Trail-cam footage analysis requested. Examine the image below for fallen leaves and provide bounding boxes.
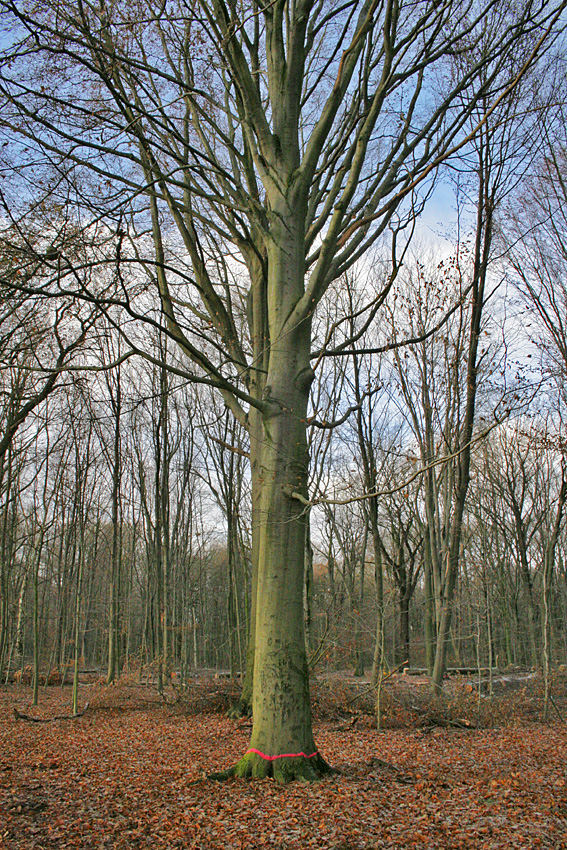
[1,684,566,848]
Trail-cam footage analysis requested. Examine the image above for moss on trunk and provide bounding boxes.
[209,750,332,784]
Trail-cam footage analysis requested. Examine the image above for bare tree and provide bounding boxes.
[0,0,561,780]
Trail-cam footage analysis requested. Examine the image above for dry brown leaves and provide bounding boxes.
[1,683,566,849]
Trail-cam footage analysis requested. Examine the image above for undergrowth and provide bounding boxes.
[19,666,566,730]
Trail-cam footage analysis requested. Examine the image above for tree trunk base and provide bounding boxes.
[209,750,333,784]
[226,697,252,719]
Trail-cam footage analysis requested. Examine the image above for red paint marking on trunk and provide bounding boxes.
[246,748,318,761]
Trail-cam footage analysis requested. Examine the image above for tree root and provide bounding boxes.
[209,750,334,784]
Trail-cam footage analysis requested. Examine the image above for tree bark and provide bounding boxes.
[220,217,329,781]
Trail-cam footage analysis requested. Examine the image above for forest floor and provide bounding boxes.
[1,674,567,849]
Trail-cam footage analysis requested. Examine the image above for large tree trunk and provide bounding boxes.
[218,220,329,782]
[243,402,321,780]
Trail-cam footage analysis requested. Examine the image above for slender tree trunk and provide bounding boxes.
[72,543,84,715]
[423,536,435,675]
[107,376,121,684]
[227,503,237,677]
[431,162,493,691]
[229,405,262,716]
[32,536,41,705]
[158,356,170,686]
[353,528,367,677]
[5,573,27,683]
[542,465,567,715]
[226,244,267,715]
[371,539,384,687]
[0,457,13,673]
[400,591,410,667]
[192,606,198,669]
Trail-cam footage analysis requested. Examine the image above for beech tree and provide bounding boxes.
[0,0,563,781]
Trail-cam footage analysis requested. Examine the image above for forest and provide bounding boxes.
[1,0,567,844]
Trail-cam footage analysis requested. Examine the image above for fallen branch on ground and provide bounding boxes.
[13,702,89,723]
